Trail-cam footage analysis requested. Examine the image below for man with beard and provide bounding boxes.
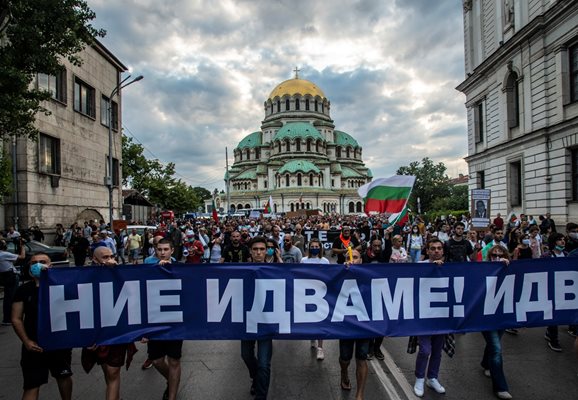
[332,226,361,264]
[219,230,250,263]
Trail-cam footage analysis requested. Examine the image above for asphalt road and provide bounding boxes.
[1,324,577,400]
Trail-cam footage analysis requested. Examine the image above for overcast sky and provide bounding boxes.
[89,0,467,192]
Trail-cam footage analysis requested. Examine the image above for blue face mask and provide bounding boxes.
[266,248,275,257]
[309,248,320,256]
[30,262,44,278]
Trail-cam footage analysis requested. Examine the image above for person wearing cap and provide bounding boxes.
[12,253,73,400]
[332,226,361,264]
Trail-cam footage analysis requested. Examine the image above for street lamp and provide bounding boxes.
[107,74,143,229]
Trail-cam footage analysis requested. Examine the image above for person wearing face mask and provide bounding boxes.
[407,226,424,263]
[280,234,302,264]
[264,239,283,263]
[512,233,533,260]
[541,233,568,352]
[12,253,74,400]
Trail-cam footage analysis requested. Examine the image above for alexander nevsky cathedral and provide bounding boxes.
[223,71,373,215]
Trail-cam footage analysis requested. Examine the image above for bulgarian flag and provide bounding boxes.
[358,175,416,218]
[264,195,273,213]
[212,198,219,222]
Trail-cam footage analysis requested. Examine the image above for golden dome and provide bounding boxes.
[268,78,326,100]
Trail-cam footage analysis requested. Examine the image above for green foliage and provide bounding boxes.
[430,185,468,211]
[121,135,203,213]
[396,157,451,213]
[192,186,212,202]
[0,0,105,139]
[0,143,12,200]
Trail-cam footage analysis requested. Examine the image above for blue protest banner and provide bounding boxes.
[37,258,578,350]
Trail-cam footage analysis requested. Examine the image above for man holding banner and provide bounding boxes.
[240,236,274,400]
[143,239,183,400]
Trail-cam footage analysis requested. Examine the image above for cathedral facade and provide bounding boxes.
[223,74,372,215]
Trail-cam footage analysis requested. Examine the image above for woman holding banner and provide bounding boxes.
[481,245,512,400]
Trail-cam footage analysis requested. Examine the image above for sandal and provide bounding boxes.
[340,376,352,391]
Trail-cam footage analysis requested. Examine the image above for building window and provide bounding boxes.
[505,72,519,129]
[316,141,320,152]
[285,139,290,151]
[307,139,311,152]
[38,134,60,175]
[315,100,318,111]
[264,180,267,189]
[106,156,120,187]
[296,140,301,151]
[305,99,310,110]
[356,202,362,213]
[73,77,96,118]
[310,173,314,186]
[297,173,302,186]
[246,149,250,160]
[477,170,485,189]
[571,44,578,102]
[295,98,300,110]
[346,147,350,158]
[336,147,341,157]
[331,179,335,187]
[349,202,355,213]
[285,99,290,111]
[277,100,281,112]
[509,160,522,207]
[37,70,66,103]
[285,174,290,187]
[239,150,242,161]
[255,148,260,159]
[474,101,485,144]
[100,95,119,130]
[572,148,578,201]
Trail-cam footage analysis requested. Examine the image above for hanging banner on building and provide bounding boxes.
[37,258,578,350]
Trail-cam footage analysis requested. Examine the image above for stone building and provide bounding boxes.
[221,73,372,214]
[2,40,128,238]
[457,0,578,224]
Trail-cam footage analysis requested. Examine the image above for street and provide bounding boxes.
[1,323,576,399]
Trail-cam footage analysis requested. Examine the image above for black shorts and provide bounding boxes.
[147,340,183,360]
[21,346,72,390]
[339,339,370,361]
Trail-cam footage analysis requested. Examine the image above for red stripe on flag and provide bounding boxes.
[363,198,407,214]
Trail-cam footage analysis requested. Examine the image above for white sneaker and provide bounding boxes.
[426,378,446,394]
[310,340,316,348]
[316,347,325,360]
[496,391,513,399]
[413,378,424,397]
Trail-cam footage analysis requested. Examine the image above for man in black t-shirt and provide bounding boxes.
[219,231,250,263]
[12,252,73,400]
[444,222,476,262]
[331,226,361,264]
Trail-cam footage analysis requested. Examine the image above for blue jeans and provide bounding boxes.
[481,331,508,392]
[410,248,422,263]
[241,339,273,400]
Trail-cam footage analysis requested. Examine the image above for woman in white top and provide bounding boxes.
[390,235,409,263]
[301,238,329,360]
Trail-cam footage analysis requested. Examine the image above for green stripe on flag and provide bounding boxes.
[365,185,412,200]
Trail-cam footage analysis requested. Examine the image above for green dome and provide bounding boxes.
[237,131,262,149]
[367,168,373,178]
[278,160,321,175]
[235,169,257,180]
[334,130,359,147]
[273,122,324,142]
[342,166,364,178]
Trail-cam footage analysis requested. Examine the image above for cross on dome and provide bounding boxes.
[293,66,300,79]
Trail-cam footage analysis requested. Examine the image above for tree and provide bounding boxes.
[0,0,105,139]
[396,157,451,213]
[430,185,468,211]
[192,186,212,202]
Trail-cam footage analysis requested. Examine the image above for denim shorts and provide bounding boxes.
[339,339,370,361]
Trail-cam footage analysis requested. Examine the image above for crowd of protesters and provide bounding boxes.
[1,210,578,400]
